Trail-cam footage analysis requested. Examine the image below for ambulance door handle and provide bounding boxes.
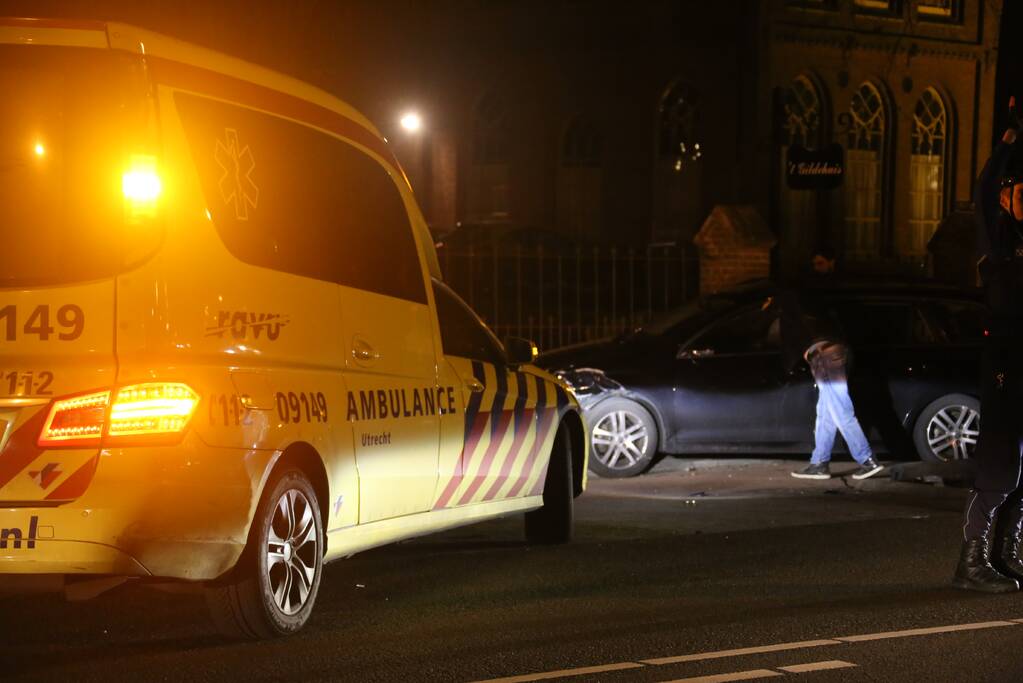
[464,378,485,393]
[352,337,380,362]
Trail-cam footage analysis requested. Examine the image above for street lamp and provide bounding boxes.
[400,111,423,133]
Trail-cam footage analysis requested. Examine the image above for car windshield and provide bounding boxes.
[628,294,739,339]
[0,45,157,287]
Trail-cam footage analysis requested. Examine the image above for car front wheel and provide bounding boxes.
[587,398,657,478]
[524,426,573,544]
[913,393,980,463]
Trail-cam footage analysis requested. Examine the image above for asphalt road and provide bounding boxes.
[4,457,1023,683]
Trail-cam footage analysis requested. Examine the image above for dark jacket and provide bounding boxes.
[774,280,846,372]
[975,140,1023,318]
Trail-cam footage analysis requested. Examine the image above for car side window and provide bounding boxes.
[174,91,426,303]
[836,302,911,346]
[432,281,505,364]
[690,306,780,355]
[918,301,986,345]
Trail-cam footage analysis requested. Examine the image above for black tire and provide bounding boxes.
[586,397,658,478]
[524,426,573,544]
[204,468,324,639]
[913,393,981,463]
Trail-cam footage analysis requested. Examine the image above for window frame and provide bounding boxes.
[432,279,507,365]
[174,91,426,304]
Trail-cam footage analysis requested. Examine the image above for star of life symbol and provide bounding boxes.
[215,128,259,221]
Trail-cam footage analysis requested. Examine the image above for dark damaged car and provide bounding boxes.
[538,281,985,477]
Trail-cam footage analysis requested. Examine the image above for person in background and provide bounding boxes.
[771,250,883,481]
[952,97,1023,594]
[809,245,837,283]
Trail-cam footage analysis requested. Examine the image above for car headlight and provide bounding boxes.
[554,368,622,396]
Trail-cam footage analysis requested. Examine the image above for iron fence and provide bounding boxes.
[439,243,699,352]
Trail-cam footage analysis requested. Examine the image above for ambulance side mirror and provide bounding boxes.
[504,336,539,366]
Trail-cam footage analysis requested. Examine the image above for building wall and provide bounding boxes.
[765,0,1001,275]
[387,1,762,247]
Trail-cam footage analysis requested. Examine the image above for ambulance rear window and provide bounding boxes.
[175,92,426,304]
[0,45,155,287]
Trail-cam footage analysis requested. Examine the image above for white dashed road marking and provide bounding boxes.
[835,620,1017,642]
[641,640,840,666]
[471,617,1023,683]
[776,660,857,673]
[469,662,644,683]
[659,669,783,683]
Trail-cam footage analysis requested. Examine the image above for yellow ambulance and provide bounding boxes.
[0,17,587,638]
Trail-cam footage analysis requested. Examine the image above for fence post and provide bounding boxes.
[468,244,475,308]
[610,246,617,335]
[492,240,499,328]
[516,244,523,337]
[663,245,670,311]
[538,244,545,349]
[575,246,582,346]
[593,246,599,336]
[557,252,563,349]
[681,245,688,304]
[646,246,653,318]
[629,247,635,328]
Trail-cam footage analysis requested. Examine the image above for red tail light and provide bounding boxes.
[37,383,200,448]
[37,390,110,448]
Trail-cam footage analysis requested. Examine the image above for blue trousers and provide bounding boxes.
[808,343,874,465]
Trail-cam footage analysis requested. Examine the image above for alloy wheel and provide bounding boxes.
[925,404,980,462]
[591,410,650,471]
[265,488,319,616]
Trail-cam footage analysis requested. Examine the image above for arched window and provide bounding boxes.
[652,81,702,241]
[468,92,510,220]
[557,116,602,236]
[783,74,822,148]
[908,88,949,256]
[844,82,887,260]
[778,74,827,275]
[658,82,701,170]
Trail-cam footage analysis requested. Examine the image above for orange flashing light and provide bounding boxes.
[108,383,199,438]
[38,383,199,448]
[122,154,163,221]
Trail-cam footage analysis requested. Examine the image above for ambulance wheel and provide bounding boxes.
[524,426,573,545]
[205,468,324,639]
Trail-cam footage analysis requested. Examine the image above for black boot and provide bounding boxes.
[952,536,1020,593]
[996,532,1023,581]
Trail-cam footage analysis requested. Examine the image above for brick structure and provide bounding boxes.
[693,206,777,294]
[761,0,1002,277]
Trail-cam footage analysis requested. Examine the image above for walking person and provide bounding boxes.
[775,253,883,481]
[952,98,1023,593]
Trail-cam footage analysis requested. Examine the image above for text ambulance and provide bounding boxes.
[0,18,587,638]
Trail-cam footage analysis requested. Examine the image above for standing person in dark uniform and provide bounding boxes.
[953,98,1023,593]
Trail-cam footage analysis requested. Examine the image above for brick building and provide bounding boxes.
[383,0,1004,280]
[760,0,1003,277]
[9,0,1007,282]
[378,2,764,249]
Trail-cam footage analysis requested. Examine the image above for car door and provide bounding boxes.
[789,297,919,454]
[330,148,439,524]
[429,281,543,508]
[674,303,791,445]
